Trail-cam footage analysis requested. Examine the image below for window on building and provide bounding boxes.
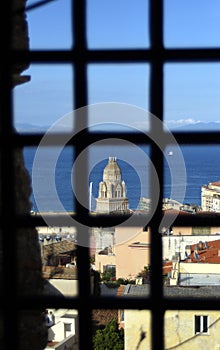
[64,323,72,332]
[120,309,124,323]
[192,227,211,235]
[103,265,116,277]
[195,315,209,334]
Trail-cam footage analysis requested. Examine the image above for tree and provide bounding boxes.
[116,278,135,285]
[101,269,115,282]
[137,265,151,283]
[93,318,124,350]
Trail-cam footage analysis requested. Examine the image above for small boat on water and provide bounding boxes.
[168,151,173,156]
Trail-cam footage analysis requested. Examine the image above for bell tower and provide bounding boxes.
[96,157,129,213]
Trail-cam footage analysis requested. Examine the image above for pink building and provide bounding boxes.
[95,226,151,280]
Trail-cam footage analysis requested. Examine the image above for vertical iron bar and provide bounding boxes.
[73,1,92,349]
[149,0,164,349]
[0,1,17,349]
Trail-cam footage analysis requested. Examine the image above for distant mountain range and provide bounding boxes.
[168,121,220,131]
[15,121,220,133]
[15,123,50,133]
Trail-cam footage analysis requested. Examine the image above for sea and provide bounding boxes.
[23,145,220,213]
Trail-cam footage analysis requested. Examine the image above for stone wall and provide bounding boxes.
[0,1,47,349]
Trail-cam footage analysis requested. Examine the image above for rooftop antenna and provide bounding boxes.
[194,250,199,261]
[184,251,189,259]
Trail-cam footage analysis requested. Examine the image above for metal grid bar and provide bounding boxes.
[149,1,164,349]
[10,48,220,63]
[3,210,220,229]
[73,2,93,349]
[0,1,18,350]
[1,1,220,350]
[8,294,220,311]
[8,130,220,148]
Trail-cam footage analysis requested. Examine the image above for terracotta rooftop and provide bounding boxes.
[46,341,59,348]
[162,210,220,226]
[210,181,220,186]
[92,309,118,328]
[188,239,220,263]
[163,261,173,275]
[163,209,193,216]
[43,239,76,256]
[116,285,126,297]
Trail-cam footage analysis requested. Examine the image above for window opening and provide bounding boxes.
[195,315,209,334]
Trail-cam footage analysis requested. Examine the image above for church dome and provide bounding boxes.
[103,157,122,182]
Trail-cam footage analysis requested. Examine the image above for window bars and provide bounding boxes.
[1,1,220,350]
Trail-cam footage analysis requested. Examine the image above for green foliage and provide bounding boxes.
[116,278,135,285]
[103,282,119,289]
[137,265,151,279]
[101,269,115,282]
[103,278,135,288]
[103,278,135,289]
[90,254,95,265]
[93,318,124,350]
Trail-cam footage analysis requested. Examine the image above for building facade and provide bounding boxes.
[120,285,220,350]
[95,226,151,280]
[201,181,220,211]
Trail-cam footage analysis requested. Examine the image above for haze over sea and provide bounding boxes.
[23,145,220,213]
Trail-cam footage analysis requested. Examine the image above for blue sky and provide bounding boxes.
[13,0,220,130]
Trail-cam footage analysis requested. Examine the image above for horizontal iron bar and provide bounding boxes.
[10,48,220,63]
[1,295,220,311]
[6,131,220,147]
[3,211,220,228]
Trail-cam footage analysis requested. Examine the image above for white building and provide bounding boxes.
[201,180,220,211]
[162,234,220,261]
[45,309,78,350]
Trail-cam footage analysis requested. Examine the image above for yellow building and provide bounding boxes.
[124,308,220,350]
[122,285,220,350]
[164,310,220,350]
